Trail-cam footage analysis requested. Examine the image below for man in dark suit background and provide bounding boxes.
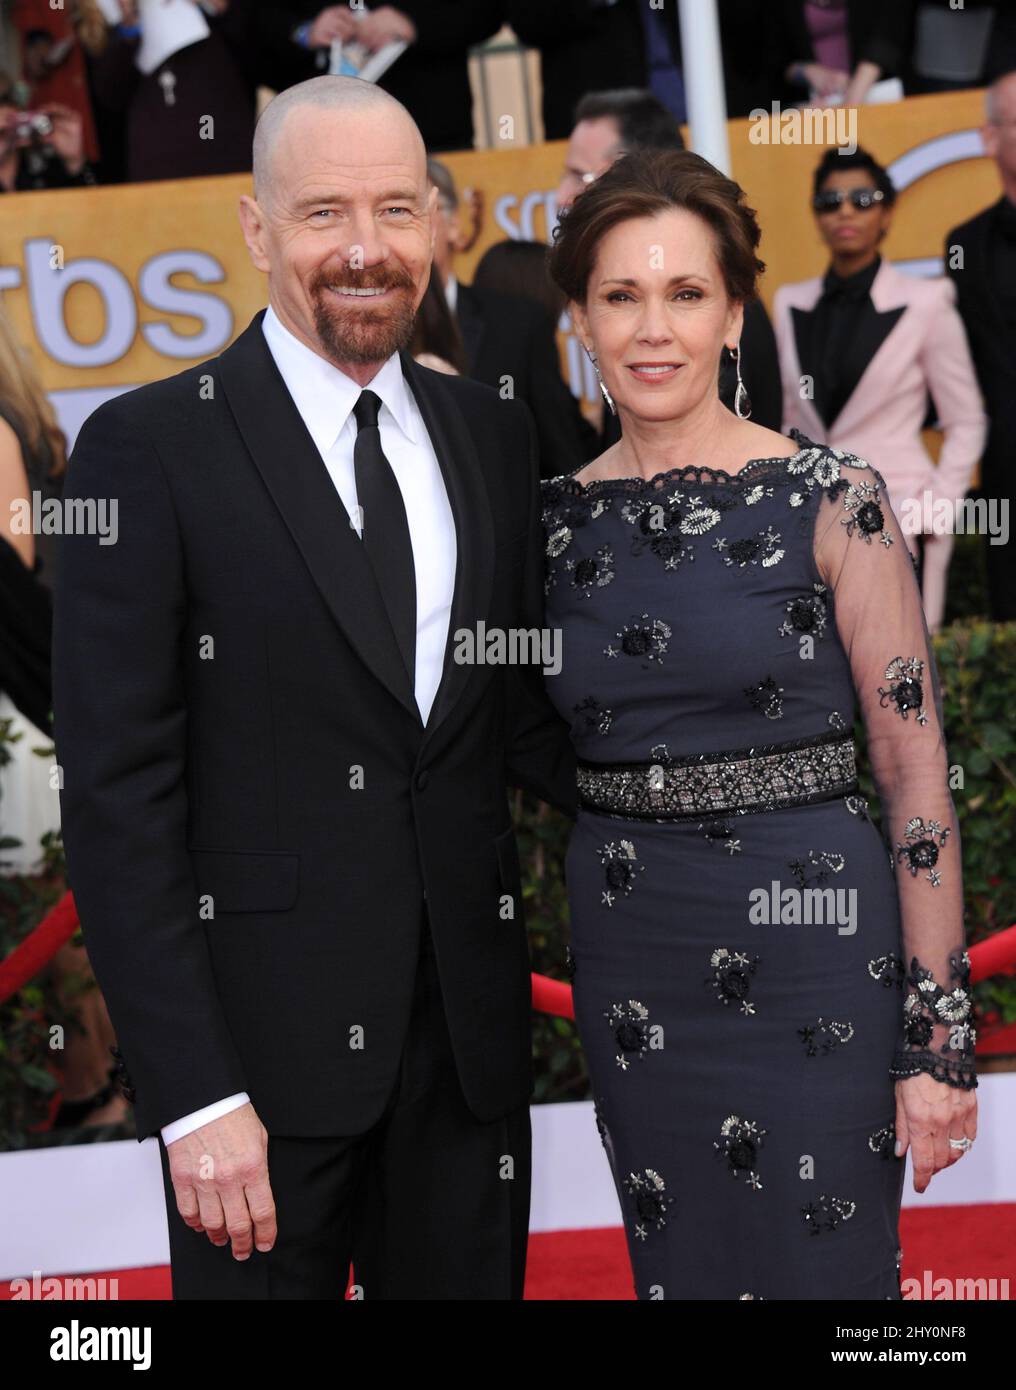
[53,76,574,1299]
[946,69,1016,621]
[427,158,597,478]
[254,2,503,151]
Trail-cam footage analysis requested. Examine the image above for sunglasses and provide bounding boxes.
[812,188,886,213]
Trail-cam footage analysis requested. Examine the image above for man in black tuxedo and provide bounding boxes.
[426,158,597,478]
[946,70,1016,622]
[53,75,575,1299]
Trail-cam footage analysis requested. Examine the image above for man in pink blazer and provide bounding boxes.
[774,147,986,632]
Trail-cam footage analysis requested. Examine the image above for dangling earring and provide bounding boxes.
[585,345,617,416]
[730,344,752,420]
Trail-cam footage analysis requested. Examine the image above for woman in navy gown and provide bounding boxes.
[540,149,977,1300]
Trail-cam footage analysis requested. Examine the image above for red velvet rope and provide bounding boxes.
[0,891,78,1004]
[2,893,1014,1048]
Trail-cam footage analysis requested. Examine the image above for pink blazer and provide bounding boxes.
[773,261,986,521]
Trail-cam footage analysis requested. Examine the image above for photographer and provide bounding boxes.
[0,75,95,192]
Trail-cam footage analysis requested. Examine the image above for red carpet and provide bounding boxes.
[4,1206,1013,1299]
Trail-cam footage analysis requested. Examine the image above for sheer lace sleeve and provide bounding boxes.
[811,449,976,1090]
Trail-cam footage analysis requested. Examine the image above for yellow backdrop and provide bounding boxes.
[0,90,998,405]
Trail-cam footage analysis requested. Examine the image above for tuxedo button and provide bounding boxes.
[415,770,430,791]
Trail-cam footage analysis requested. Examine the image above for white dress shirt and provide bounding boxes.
[444,273,459,316]
[160,304,457,1146]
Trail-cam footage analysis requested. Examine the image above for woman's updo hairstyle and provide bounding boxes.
[548,147,765,307]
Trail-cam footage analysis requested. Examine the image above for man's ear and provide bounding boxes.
[426,182,438,255]
[239,194,270,274]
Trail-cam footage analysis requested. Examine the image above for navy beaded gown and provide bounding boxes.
[540,430,975,1301]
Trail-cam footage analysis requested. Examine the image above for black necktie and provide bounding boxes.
[352,389,416,688]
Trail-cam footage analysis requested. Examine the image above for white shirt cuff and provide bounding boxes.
[160,1092,250,1145]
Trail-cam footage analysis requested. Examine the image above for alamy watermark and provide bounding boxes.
[453,622,562,676]
[9,492,118,545]
[749,102,857,155]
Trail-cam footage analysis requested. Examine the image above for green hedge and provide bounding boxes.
[0,718,79,1149]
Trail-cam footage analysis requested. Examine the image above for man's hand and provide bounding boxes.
[165,1102,277,1260]
[308,5,357,47]
[895,1075,977,1194]
[357,5,417,51]
[801,62,849,98]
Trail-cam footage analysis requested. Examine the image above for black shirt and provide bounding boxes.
[811,254,882,428]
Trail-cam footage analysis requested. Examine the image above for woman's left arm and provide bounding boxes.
[812,452,977,1192]
[918,278,988,507]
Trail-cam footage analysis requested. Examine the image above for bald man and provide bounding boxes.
[53,77,576,1300]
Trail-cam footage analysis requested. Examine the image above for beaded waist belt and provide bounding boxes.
[577,731,858,821]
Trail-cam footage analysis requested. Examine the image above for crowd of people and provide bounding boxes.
[1,2,1016,187]
[0,4,1013,1143]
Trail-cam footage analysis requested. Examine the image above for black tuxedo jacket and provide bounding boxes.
[946,202,1016,496]
[52,311,576,1142]
[456,282,597,478]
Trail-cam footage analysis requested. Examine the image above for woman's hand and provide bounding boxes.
[895,1074,977,1193]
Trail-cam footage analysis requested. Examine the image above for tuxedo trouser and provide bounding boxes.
[157,912,532,1299]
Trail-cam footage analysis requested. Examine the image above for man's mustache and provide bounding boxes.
[310,265,416,294]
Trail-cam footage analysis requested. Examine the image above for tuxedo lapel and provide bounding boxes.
[218,312,419,722]
[400,352,495,748]
[830,262,908,436]
[792,264,907,434]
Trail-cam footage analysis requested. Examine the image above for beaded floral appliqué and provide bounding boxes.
[623,1169,672,1240]
[801,1194,856,1234]
[895,816,949,886]
[566,545,615,597]
[714,525,785,569]
[605,1000,652,1069]
[707,949,759,1015]
[698,818,742,854]
[779,583,828,640]
[789,849,845,887]
[878,656,929,725]
[624,493,705,571]
[868,954,906,989]
[604,614,672,666]
[891,950,976,1089]
[598,839,644,907]
[798,1018,854,1055]
[744,675,784,720]
[868,1124,897,1159]
[573,696,612,737]
[837,478,893,547]
[714,1115,767,1189]
[786,444,852,509]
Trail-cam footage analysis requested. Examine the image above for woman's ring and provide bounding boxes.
[948,1137,972,1152]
